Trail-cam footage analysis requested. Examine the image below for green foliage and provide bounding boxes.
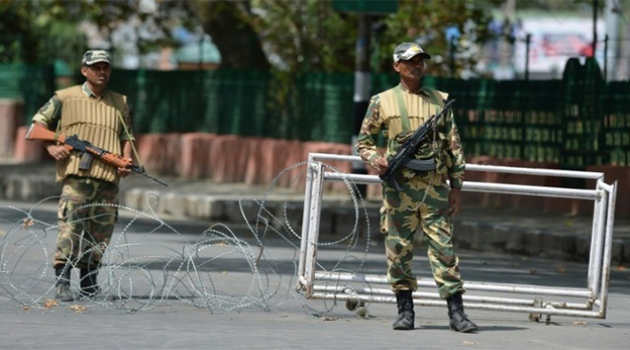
[188,0,497,135]
[378,0,494,77]
[246,0,359,128]
[206,0,495,77]
[2,0,498,76]
[516,0,597,12]
[0,0,85,64]
[184,0,270,70]
[187,1,359,134]
[0,0,196,67]
[249,0,357,73]
[48,0,197,56]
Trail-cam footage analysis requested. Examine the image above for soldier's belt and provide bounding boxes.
[402,158,436,171]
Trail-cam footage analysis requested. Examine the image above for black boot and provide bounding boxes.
[54,265,73,302]
[446,293,477,333]
[80,267,99,298]
[392,290,415,330]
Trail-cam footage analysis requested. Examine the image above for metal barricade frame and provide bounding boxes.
[297,153,617,322]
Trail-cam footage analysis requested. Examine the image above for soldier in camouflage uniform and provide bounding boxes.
[355,42,477,333]
[30,50,134,302]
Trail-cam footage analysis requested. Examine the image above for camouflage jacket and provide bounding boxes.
[355,84,465,188]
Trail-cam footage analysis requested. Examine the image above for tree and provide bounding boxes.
[0,1,86,65]
[47,0,197,67]
[184,0,357,72]
[186,0,495,77]
[183,0,270,70]
[2,0,498,77]
[379,0,494,77]
[0,0,196,68]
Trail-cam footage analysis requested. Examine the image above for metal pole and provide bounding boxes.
[312,285,591,310]
[588,178,606,291]
[304,162,325,297]
[309,291,604,318]
[199,36,203,70]
[604,0,621,81]
[297,156,315,281]
[323,172,601,200]
[450,37,456,78]
[315,271,594,298]
[525,34,531,80]
[351,13,371,198]
[604,34,608,80]
[593,0,598,57]
[598,180,618,318]
[309,153,607,179]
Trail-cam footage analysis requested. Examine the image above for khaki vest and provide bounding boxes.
[379,86,451,176]
[55,85,128,183]
[378,86,447,140]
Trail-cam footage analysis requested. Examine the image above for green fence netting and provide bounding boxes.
[0,64,54,120]
[1,58,628,168]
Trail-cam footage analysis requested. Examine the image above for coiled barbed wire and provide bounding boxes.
[0,161,380,317]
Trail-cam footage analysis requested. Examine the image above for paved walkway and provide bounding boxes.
[1,161,629,265]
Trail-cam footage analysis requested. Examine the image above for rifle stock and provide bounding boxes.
[26,123,168,186]
[25,123,72,150]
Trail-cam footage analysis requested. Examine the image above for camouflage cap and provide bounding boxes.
[82,50,111,66]
[393,42,431,63]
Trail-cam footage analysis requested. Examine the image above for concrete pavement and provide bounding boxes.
[1,204,629,350]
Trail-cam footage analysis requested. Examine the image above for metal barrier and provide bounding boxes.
[297,153,617,323]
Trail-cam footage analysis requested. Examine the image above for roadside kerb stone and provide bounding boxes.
[3,174,61,202]
[328,205,381,241]
[269,201,304,231]
[185,194,225,221]
[123,188,162,213]
[575,236,591,262]
[157,192,188,217]
[452,219,624,263]
[612,238,624,264]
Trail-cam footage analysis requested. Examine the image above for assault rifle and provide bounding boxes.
[380,99,455,191]
[25,123,168,187]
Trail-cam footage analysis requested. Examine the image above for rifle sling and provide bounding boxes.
[394,85,442,134]
[116,110,143,169]
[394,85,410,132]
[425,88,442,111]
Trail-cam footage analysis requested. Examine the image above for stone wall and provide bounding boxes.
[0,99,23,159]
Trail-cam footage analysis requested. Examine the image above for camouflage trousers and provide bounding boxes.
[381,174,464,299]
[53,176,119,270]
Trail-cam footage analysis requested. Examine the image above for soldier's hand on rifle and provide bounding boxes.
[117,158,133,177]
[374,157,389,175]
[46,144,70,161]
[117,166,132,177]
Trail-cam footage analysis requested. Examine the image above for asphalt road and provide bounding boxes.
[0,200,629,350]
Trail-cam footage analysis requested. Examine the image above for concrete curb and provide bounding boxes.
[122,188,628,264]
[1,173,62,202]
